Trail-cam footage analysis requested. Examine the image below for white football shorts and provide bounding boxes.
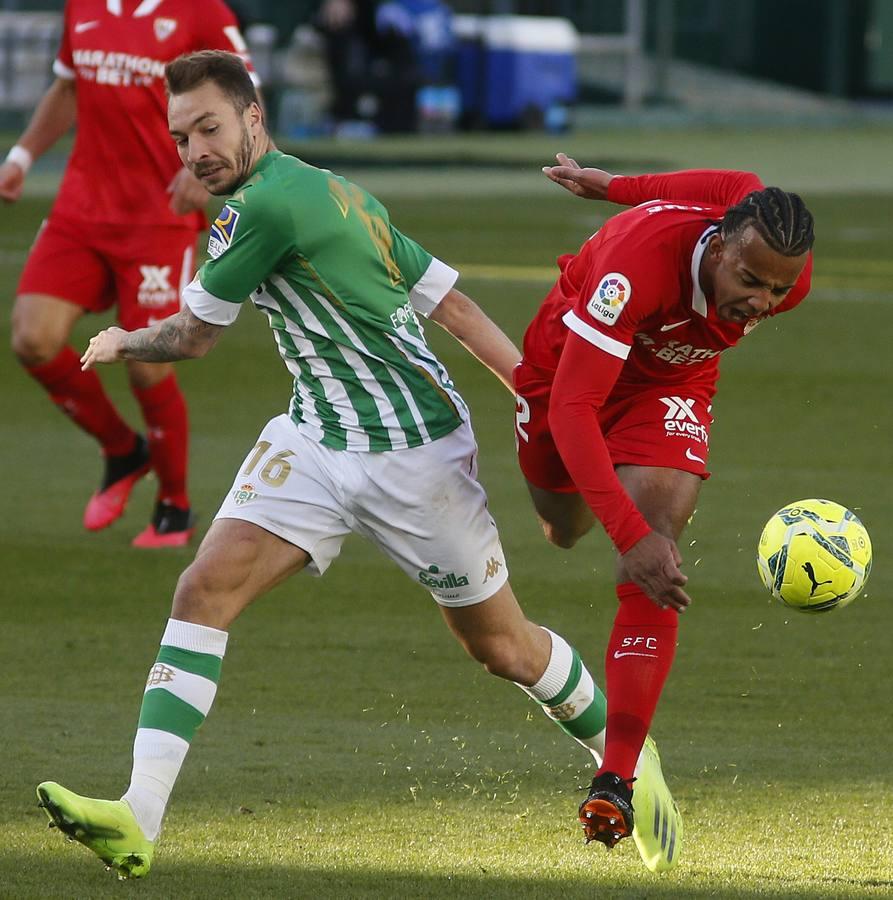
[214,414,509,607]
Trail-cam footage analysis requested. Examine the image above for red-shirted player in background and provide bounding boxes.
[516,154,815,849]
[0,0,258,547]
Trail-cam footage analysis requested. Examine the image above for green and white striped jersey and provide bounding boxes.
[184,151,468,452]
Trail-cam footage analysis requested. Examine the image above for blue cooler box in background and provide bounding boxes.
[453,14,485,125]
[454,15,578,129]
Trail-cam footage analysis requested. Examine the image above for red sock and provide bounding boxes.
[132,374,190,509]
[600,582,679,780]
[26,347,136,456]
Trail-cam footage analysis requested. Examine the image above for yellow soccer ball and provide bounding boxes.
[757,499,872,613]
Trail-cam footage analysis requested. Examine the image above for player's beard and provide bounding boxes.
[202,124,259,195]
[231,122,256,190]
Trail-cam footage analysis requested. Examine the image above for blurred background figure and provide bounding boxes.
[313,0,455,134]
[375,0,455,132]
[314,0,379,131]
[0,0,258,548]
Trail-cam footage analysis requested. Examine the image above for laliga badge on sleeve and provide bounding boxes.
[586,272,631,326]
[208,205,240,259]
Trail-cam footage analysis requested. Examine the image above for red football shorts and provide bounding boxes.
[514,360,714,493]
[18,214,198,330]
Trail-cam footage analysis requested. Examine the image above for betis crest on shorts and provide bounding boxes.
[208,206,240,259]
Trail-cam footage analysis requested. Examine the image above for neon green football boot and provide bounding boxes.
[37,782,154,879]
[631,736,683,872]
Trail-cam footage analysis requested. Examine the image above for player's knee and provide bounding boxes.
[467,634,536,682]
[10,313,62,367]
[171,560,228,625]
[541,520,582,550]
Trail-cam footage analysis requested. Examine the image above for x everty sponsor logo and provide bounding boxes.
[660,396,708,443]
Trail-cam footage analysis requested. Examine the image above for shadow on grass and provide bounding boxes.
[3,848,891,900]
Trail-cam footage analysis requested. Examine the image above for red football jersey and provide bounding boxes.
[520,170,814,552]
[523,174,813,399]
[52,0,256,228]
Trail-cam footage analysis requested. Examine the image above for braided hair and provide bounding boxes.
[721,187,815,257]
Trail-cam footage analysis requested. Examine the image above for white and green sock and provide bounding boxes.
[122,618,228,841]
[517,628,607,765]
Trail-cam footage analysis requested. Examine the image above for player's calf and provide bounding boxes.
[525,483,595,549]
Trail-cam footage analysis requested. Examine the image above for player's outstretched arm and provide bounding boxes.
[543,152,763,208]
[542,152,614,201]
[428,287,521,393]
[603,168,763,208]
[81,308,226,370]
[0,78,76,203]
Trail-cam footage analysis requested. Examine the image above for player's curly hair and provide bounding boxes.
[165,50,257,116]
[721,187,815,257]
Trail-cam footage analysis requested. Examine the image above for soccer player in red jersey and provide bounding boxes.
[515,154,815,848]
[0,0,257,546]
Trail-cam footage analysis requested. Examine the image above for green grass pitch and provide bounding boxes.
[0,128,891,897]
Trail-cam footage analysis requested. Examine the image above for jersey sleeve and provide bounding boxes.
[390,226,458,316]
[562,236,665,361]
[548,332,652,552]
[194,0,260,85]
[607,170,765,208]
[53,2,75,79]
[188,191,293,323]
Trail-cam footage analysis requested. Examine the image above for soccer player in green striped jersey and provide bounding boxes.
[37,50,679,879]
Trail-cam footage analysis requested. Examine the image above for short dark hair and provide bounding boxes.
[721,187,815,257]
[165,50,256,115]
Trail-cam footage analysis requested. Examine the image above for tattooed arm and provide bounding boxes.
[80,307,225,370]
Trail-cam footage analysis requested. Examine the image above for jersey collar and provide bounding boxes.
[107,0,165,16]
[249,150,284,179]
[690,224,718,318]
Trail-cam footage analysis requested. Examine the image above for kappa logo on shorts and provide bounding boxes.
[482,556,503,583]
[586,272,631,326]
[137,265,177,308]
[208,205,240,259]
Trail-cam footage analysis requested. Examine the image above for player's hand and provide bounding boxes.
[621,531,691,612]
[542,153,614,201]
[167,167,209,216]
[0,161,26,203]
[81,327,128,370]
